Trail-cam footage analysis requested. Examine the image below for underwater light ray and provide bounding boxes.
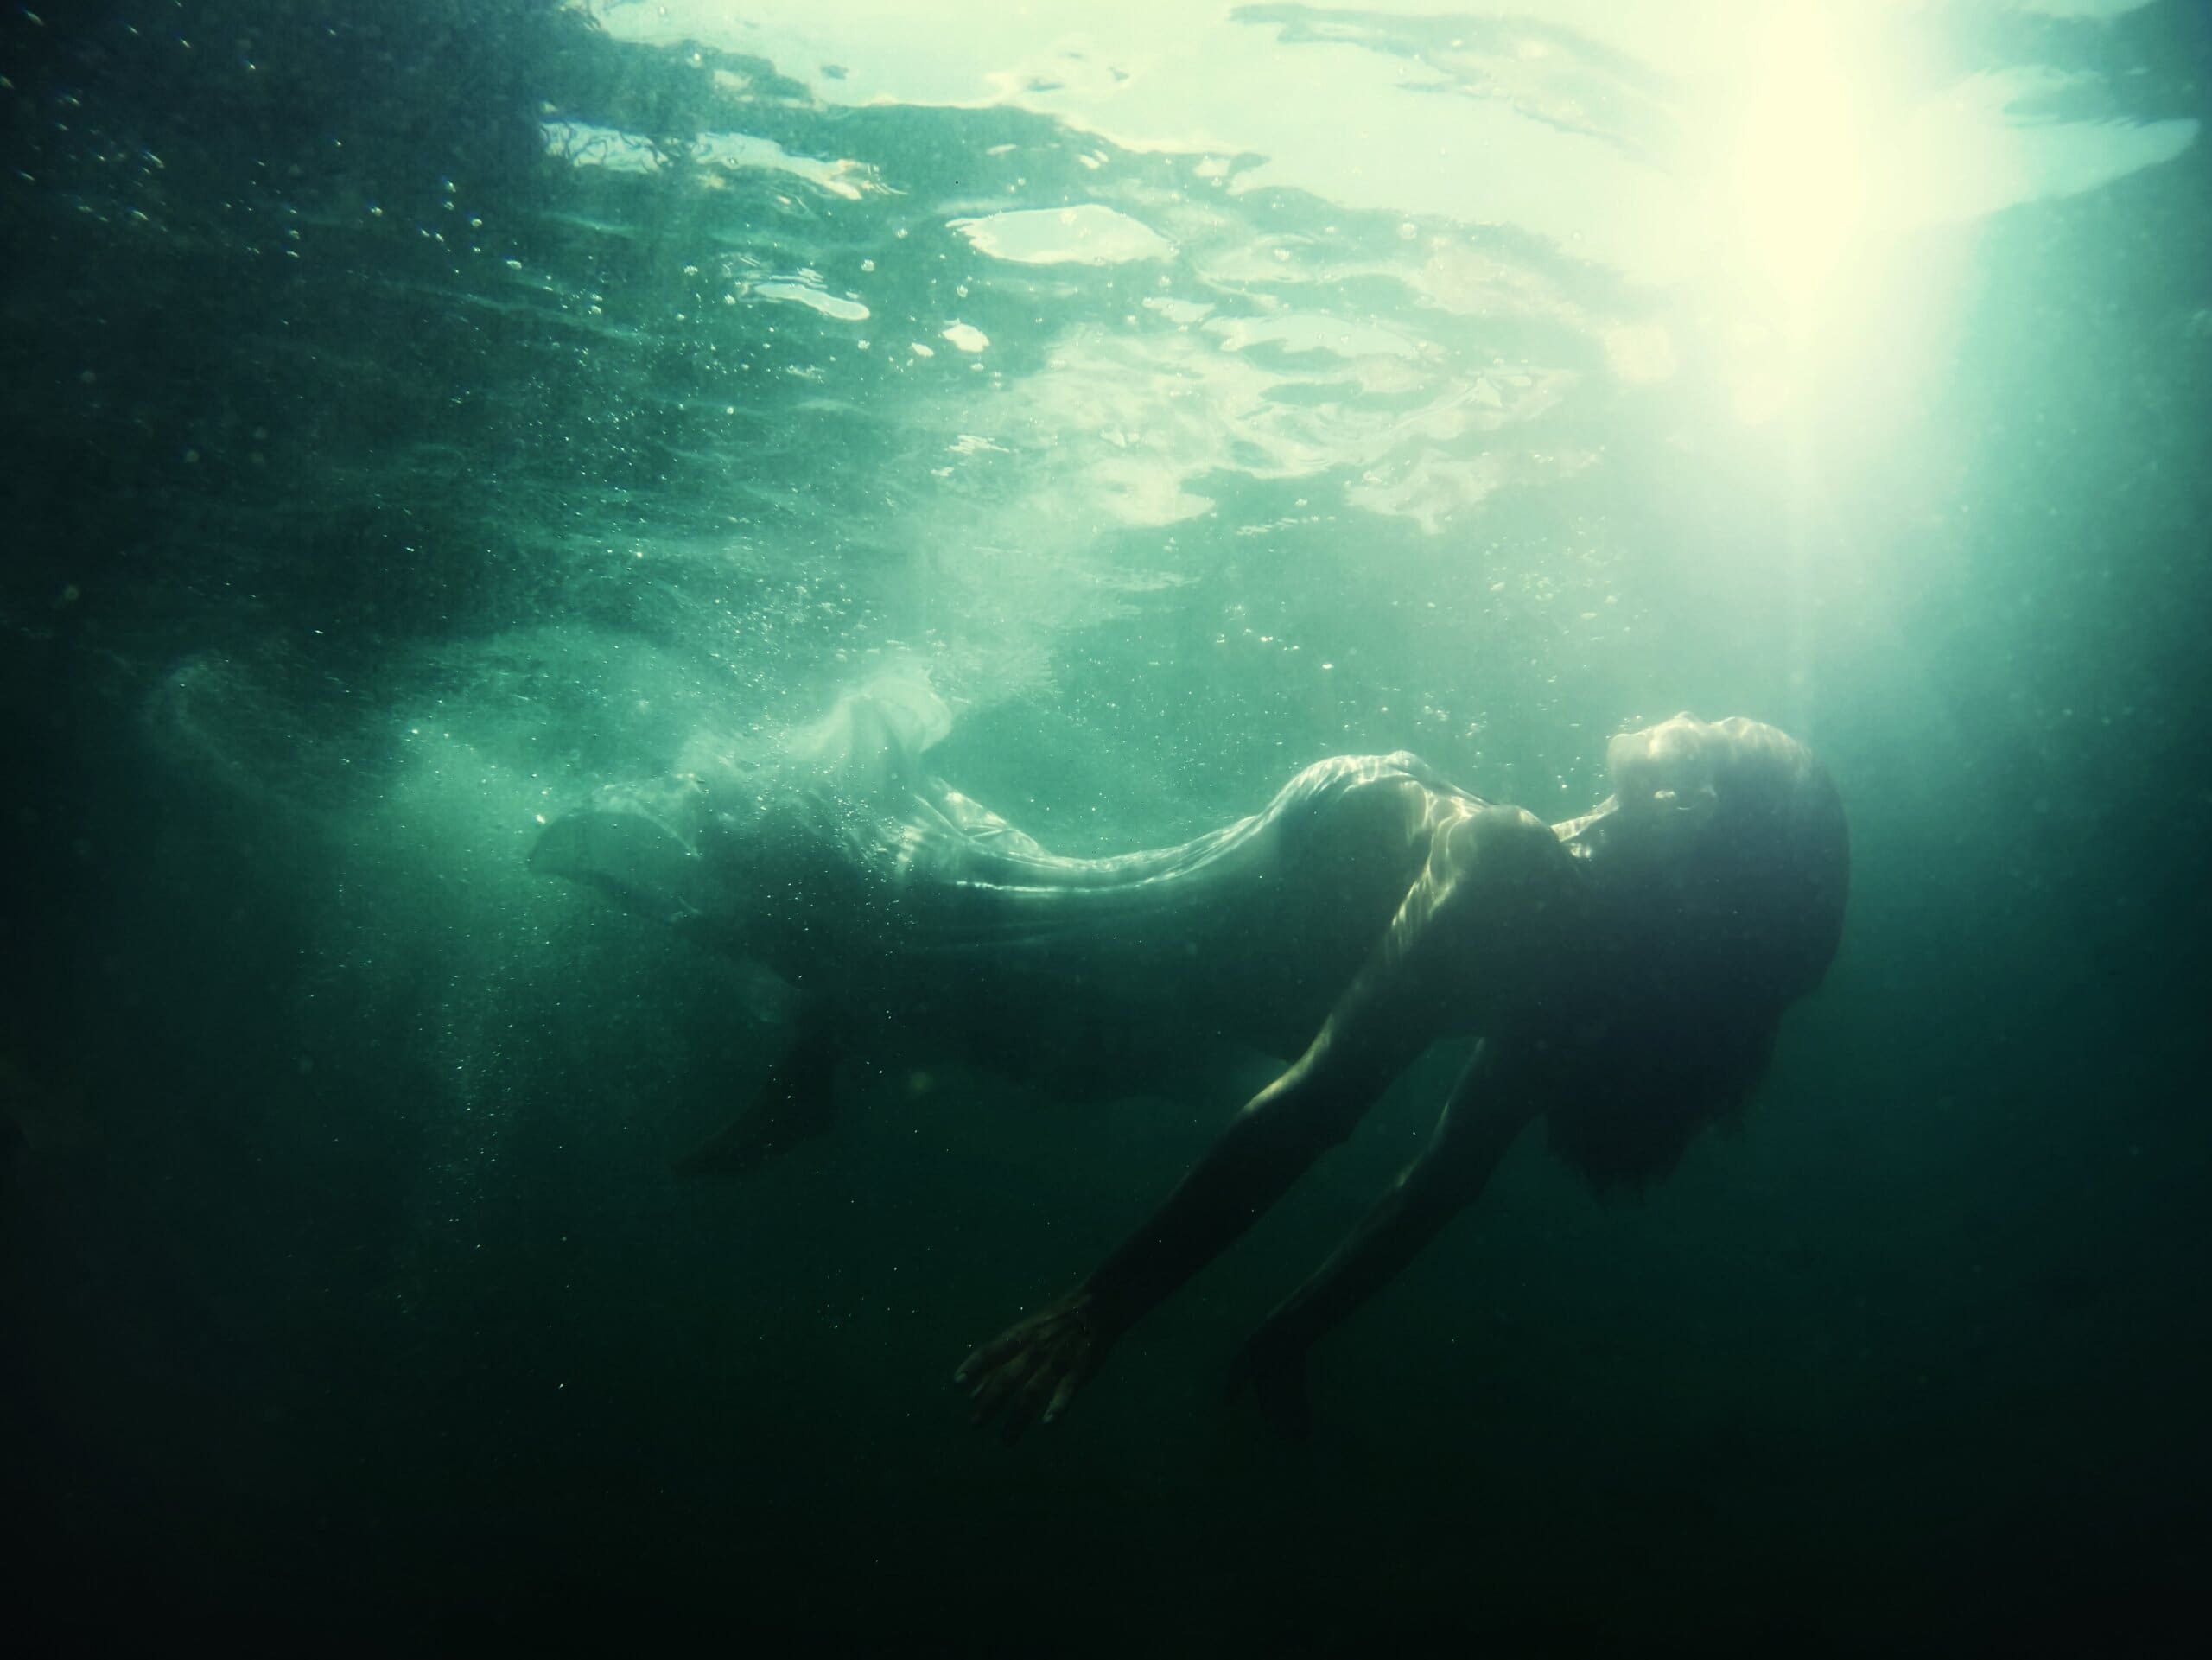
[1731,1,1879,348]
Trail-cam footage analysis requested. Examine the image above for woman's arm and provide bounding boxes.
[956,810,1523,1439]
[1234,1039,1541,1438]
[955,1025,1425,1439]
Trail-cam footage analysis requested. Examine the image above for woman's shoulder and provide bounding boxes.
[1271,749,1487,817]
[1455,798,1557,847]
[1306,747,1482,792]
[1439,799,1573,888]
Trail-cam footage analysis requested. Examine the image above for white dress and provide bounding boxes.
[533,678,1478,1078]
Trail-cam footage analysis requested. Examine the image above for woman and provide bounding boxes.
[534,683,1849,1435]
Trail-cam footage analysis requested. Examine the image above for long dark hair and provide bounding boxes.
[1543,719,1850,1186]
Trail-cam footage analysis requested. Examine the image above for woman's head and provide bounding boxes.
[1545,714,1850,1184]
[1600,714,1849,993]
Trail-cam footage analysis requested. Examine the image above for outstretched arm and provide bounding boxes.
[1235,1038,1541,1437]
[957,814,1488,1439]
[955,1029,1417,1439]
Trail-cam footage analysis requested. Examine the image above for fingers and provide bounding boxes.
[969,1335,1070,1442]
[953,1326,1025,1388]
[952,1294,1106,1440]
[957,1301,1068,1380]
[967,1343,1044,1427]
[953,1326,1090,1441]
[1043,1367,1083,1426]
[1001,1350,1063,1441]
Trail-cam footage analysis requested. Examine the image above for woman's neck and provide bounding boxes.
[1549,796,1681,902]
[1550,796,1616,862]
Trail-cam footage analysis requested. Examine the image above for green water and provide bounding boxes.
[3,2,2207,1648]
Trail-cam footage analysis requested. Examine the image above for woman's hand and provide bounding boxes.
[955,1288,1117,1441]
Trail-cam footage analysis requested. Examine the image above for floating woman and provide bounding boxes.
[532,677,1848,1437]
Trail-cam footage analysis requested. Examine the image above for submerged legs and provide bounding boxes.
[672,1005,840,1177]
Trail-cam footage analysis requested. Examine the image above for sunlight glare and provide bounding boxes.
[1732,3,1877,347]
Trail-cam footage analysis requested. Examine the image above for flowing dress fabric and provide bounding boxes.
[536,683,1481,1065]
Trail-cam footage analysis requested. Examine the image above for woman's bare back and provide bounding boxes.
[536,701,1525,1091]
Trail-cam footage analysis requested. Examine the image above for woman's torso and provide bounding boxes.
[747,752,1531,1088]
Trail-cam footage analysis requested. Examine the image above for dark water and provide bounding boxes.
[3,2,2208,1649]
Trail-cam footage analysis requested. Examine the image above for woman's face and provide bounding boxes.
[1605,716,1721,855]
